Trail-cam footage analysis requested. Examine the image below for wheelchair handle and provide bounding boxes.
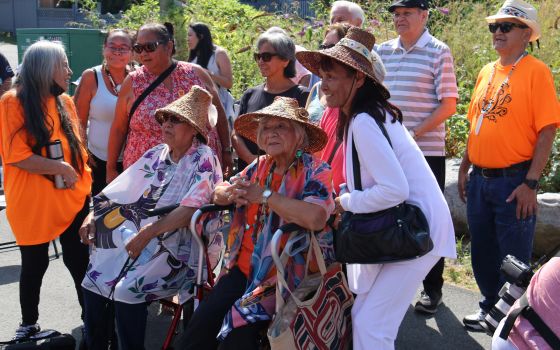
[146,204,180,217]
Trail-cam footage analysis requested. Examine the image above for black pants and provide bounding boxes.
[82,288,147,350]
[19,197,90,325]
[178,266,269,350]
[90,153,123,196]
[422,156,446,300]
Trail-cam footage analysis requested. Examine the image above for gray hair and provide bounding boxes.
[331,1,365,27]
[256,30,296,78]
[256,117,309,151]
[16,40,67,98]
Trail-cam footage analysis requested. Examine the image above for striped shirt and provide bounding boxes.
[376,30,458,156]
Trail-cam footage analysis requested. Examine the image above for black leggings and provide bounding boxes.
[178,266,269,350]
[19,198,90,325]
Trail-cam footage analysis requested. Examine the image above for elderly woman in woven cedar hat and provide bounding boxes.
[297,27,456,349]
[178,96,335,349]
[78,85,223,349]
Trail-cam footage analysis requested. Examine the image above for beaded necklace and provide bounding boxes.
[250,155,300,244]
[474,51,528,135]
[103,63,128,95]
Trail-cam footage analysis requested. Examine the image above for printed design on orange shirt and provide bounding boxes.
[479,84,512,123]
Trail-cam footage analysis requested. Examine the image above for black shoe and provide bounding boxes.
[463,309,488,331]
[13,323,41,341]
[414,291,442,314]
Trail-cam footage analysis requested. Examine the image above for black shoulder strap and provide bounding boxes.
[128,60,178,122]
[327,139,342,165]
[500,293,560,348]
[350,116,393,192]
[93,67,98,87]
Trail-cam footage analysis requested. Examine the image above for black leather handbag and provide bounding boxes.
[334,118,433,264]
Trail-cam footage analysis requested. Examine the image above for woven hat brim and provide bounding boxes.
[485,15,540,42]
[154,109,208,143]
[234,112,328,154]
[296,49,390,100]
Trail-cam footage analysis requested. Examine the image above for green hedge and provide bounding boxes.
[113,0,560,192]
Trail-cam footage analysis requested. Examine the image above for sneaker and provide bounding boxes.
[13,323,41,341]
[463,309,487,331]
[414,291,442,314]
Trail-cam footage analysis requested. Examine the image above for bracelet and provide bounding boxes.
[223,146,234,153]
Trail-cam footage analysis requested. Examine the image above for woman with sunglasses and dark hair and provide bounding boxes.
[232,28,309,170]
[187,22,235,122]
[74,28,134,196]
[106,22,233,184]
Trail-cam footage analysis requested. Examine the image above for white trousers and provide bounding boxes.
[352,254,440,350]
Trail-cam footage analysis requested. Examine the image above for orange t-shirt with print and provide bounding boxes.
[466,55,560,168]
[0,91,92,245]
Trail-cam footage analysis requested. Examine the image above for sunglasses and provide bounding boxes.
[253,52,281,62]
[319,43,335,50]
[158,114,186,125]
[132,41,164,54]
[105,46,131,54]
[488,22,528,34]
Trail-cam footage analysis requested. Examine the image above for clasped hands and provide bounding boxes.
[225,176,265,207]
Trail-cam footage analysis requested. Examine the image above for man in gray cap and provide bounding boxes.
[376,0,458,315]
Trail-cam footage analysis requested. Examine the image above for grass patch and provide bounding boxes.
[444,235,479,291]
[0,32,16,45]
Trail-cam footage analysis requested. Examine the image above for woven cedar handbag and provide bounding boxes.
[334,118,433,264]
[268,233,353,350]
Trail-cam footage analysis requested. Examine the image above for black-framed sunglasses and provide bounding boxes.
[253,52,280,62]
[132,41,164,54]
[158,114,186,125]
[319,43,335,50]
[488,22,528,34]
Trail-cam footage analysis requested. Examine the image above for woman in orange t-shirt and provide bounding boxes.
[0,41,92,341]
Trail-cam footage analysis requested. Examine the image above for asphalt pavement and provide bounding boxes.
[0,209,491,349]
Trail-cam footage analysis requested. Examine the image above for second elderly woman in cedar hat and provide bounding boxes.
[178,96,336,349]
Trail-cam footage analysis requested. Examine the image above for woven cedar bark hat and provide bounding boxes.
[234,96,328,153]
[154,85,217,143]
[296,26,390,99]
[486,0,540,42]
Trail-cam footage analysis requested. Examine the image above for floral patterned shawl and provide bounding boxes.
[218,152,335,339]
[81,142,223,304]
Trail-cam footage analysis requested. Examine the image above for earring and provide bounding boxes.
[295,149,303,158]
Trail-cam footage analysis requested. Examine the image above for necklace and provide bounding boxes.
[250,156,300,244]
[103,64,127,95]
[474,51,527,135]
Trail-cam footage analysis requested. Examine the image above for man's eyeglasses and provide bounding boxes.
[105,46,131,54]
[488,22,528,34]
[158,114,186,125]
[132,41,164,54]
[253,52,280,62]
[319,44,335,50]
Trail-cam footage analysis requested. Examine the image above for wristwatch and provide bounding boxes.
[262,188,273,205]
[523,178,539,190]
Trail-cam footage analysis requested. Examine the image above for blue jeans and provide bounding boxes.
[466,170,535,311]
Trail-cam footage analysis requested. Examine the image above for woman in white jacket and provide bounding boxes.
[297,27,457,349]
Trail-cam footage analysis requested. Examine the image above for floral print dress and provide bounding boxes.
[217,153,335,339]
[82,142,223,304]
[123,62,221,169]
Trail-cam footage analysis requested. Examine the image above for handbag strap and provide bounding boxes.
[275,234,326,310]
[127,60,178,123]
[107,256,138,301]
[351,116,393,192]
